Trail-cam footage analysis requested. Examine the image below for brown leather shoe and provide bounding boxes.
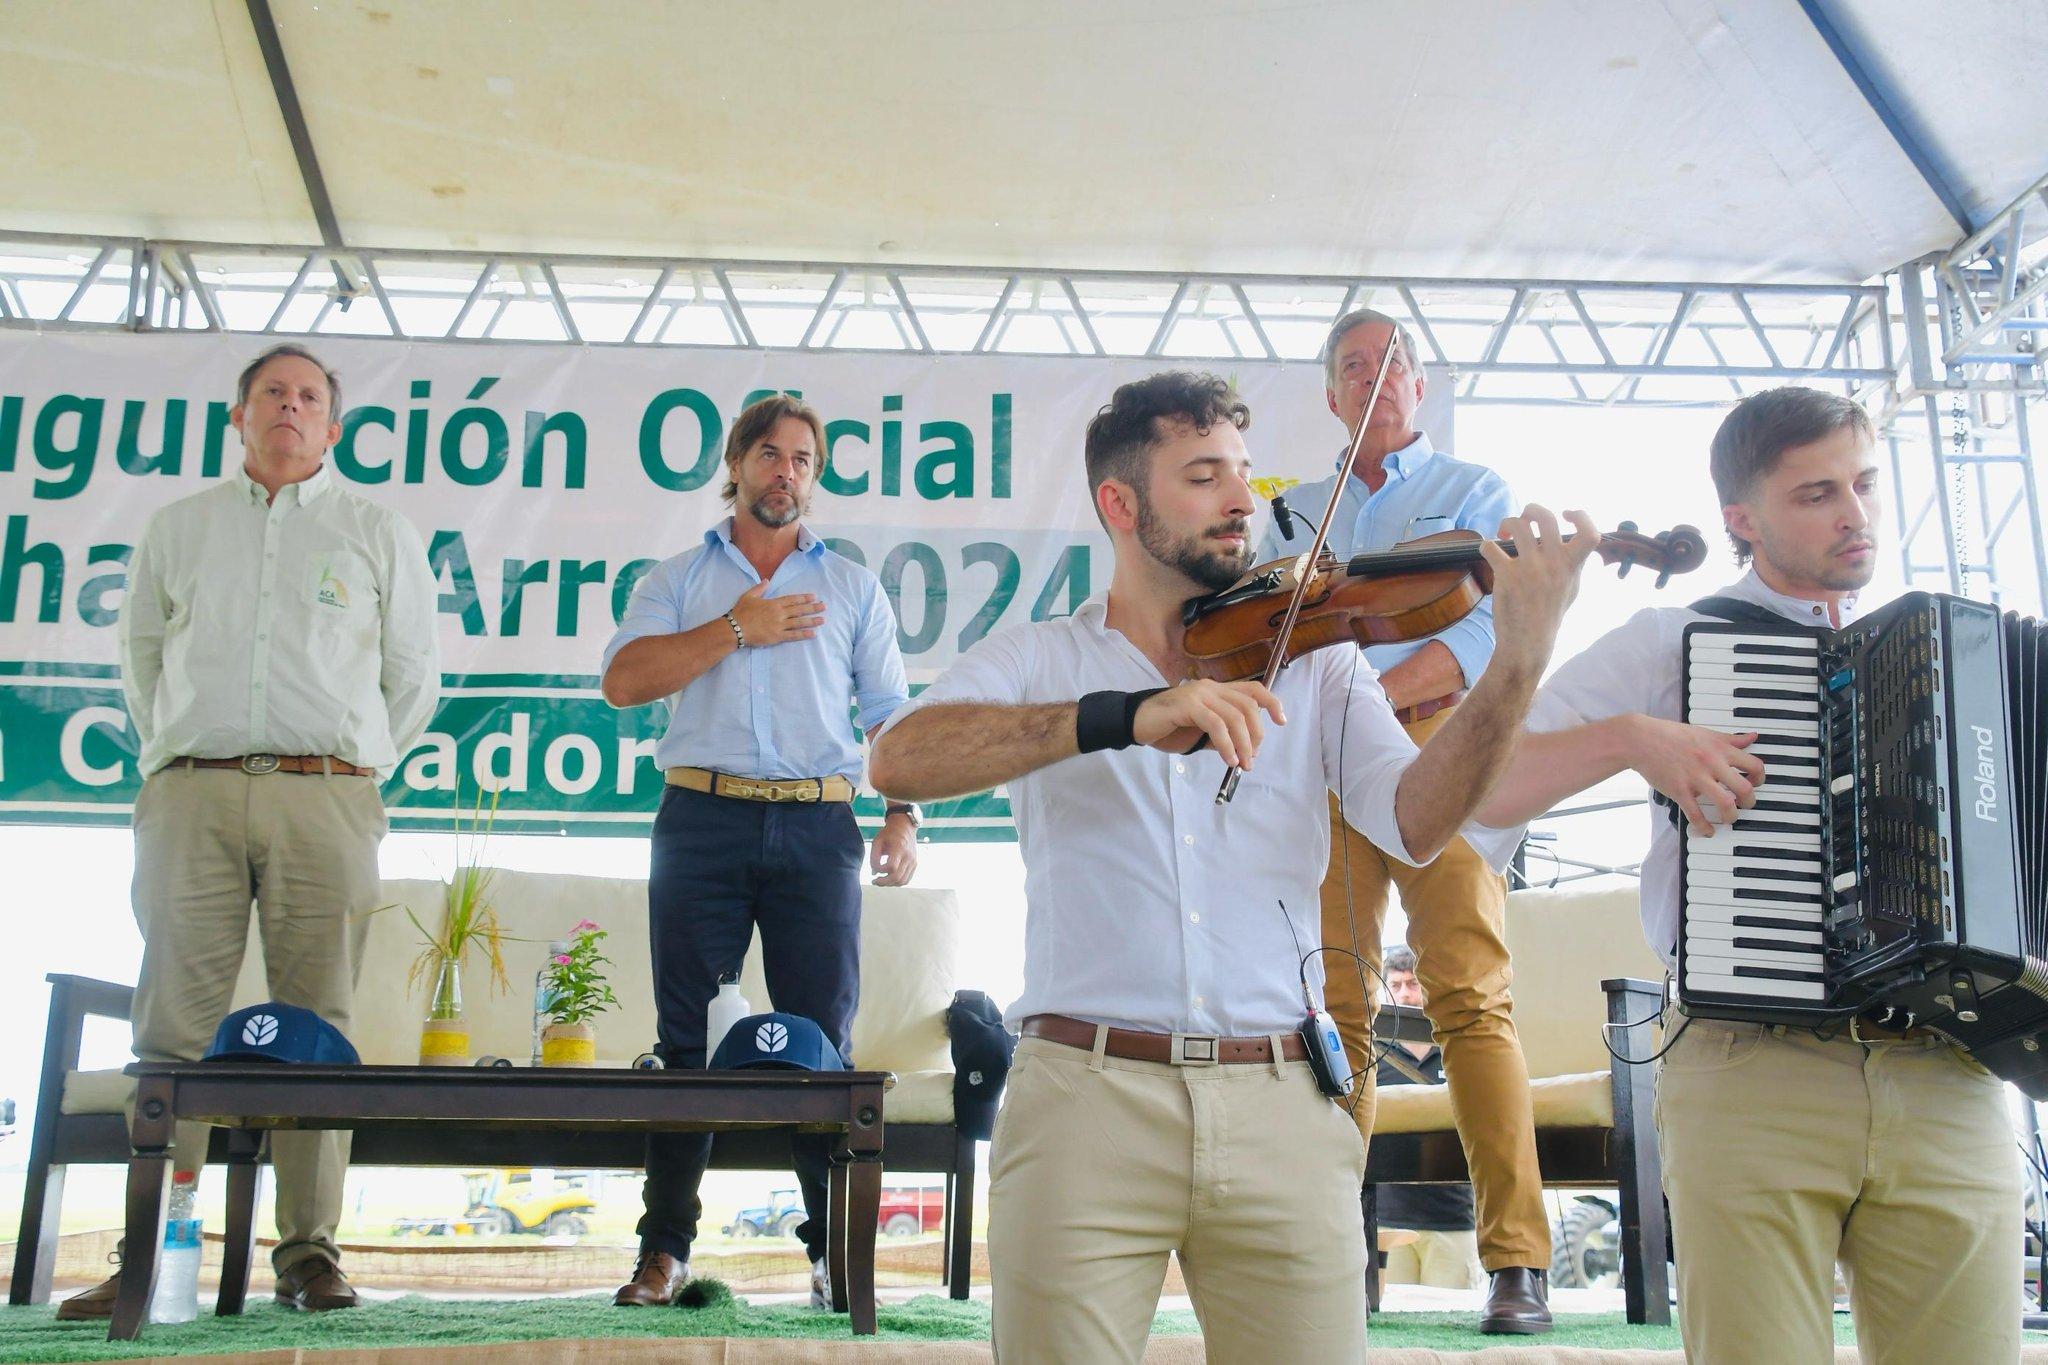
[613,1252,690,1307]
[54,1270,122,1321]
[274,1258,358,1312]
[1480,1266,1553,1334]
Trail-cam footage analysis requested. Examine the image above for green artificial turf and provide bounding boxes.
[0,1291,1908,1362]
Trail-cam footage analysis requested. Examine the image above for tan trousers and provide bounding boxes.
[1381,1228,1486,1290]
[1656,1013,2022,1364]
[129,765,385,1273]
[1320,706,1549,1271]
[987,1035,1369,1364]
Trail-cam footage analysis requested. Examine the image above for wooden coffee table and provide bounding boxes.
[111,1062,892,1340]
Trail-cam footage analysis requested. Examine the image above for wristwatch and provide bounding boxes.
[885,802,921,827]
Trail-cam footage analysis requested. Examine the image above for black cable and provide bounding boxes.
[1336,648,1376,1117]
[1599,979,1693,1065]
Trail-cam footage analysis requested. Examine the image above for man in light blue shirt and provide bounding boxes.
[1257,309,1552,1332]
[599,394,916,1310]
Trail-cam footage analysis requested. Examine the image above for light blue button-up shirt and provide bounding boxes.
[601,519,908,782]
[1255,433,1514,686]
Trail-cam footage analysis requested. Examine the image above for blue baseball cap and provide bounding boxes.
[205,1003,360,1066]
[710,1012,845,1072]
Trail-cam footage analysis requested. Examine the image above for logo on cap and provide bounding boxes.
[756,1021,789,1053]
[242,1014,280,1047]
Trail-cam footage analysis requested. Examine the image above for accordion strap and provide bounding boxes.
[1687,594,1792,627]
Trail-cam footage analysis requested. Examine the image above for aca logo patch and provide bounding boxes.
[315,563,349,610]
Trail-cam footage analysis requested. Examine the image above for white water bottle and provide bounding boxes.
[532,939,570,1066]
[705,973,752,1066]
[151,1171,201,1324]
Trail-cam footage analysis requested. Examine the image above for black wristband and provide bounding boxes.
[1076,688,1166,754]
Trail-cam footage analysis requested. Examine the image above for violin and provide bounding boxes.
[1204,333,1705,804]
[1182,521,1709,684]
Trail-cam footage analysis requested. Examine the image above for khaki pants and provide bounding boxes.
[1656,1013,2022,1364]
[987,1035,1369,1364]
[129,765,385,1273]
[1381,1228,1485,1290]
[1321,706,1549,1271]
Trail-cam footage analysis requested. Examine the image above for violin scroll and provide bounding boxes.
[1593,522,1706,590]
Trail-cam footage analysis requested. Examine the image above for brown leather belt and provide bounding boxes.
[178,755,373,777]
[1394,689,1466,726]
[665,766,854,803]
[1022,1014,1308,1065]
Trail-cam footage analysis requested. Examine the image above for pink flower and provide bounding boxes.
[573,919,599,932]
[553,953,571,965]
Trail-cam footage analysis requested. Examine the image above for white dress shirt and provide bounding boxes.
[883,595,1510,1037]
[1517,569,1861,968]
[119,463,440,779]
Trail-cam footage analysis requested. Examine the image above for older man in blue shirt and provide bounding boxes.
[601,394,916,1310]
[1257,309,1551,1333]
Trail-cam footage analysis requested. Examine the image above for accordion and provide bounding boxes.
[1676,591,2048,1097]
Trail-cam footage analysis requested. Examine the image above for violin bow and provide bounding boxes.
[1215,331,1402,805]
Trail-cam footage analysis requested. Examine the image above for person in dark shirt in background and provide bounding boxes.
[1374,946,1485,1291]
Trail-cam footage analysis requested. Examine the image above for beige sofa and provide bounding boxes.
[11,872,990,1305]
[1366,883,1672,1324]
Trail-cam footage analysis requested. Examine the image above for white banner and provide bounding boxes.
[0,331,1450,836]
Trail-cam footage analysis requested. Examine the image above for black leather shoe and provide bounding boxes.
[1481,1266,1553,1334]
[274,1258,358,1312]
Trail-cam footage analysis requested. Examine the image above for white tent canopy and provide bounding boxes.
[3,0,2042,284]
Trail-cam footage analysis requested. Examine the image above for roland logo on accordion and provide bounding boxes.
[1970,723,2000,825]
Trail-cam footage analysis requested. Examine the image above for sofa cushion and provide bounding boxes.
[1500,884,1664,1079]
[1371,1070,1614,1134]
[216,872,959,1075]
[60,1067,132,1116]
[883,1070,957,1127]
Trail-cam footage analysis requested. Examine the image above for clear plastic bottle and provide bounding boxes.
[532,939,570,1066]
[150,1170,201,1324]
[705,973,752,1065]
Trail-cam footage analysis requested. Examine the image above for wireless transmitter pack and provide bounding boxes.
[1300,998,1351,1099]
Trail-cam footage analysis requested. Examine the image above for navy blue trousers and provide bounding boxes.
[636,784,863,1266]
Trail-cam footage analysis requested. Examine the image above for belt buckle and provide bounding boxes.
[1170,1033,1220,1066]
[241,753,281,775]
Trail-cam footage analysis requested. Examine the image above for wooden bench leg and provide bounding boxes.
[847,1154,882,1335]
[9,1160,65,1305]
[940,1165,956,1292]
[109,1077,175,1342]
[1607,978,1672,1326]
[1362,1183,1382,1314]
[947,1132,975,1300]
[215,1131,263,1316]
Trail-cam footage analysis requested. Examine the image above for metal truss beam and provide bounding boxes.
[243,0,356,299]
[1880,169,2048,613]
[0,231,1894,408]
[1796,0,1977,235]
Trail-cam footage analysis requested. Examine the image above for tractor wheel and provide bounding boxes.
[1549,1199,1621,1289]
[883,1213,921,1238]
[543,1210,588,1239]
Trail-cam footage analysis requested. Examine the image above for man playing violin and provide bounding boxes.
[1255,308,1556,1332]
[869,370,1594,1362]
